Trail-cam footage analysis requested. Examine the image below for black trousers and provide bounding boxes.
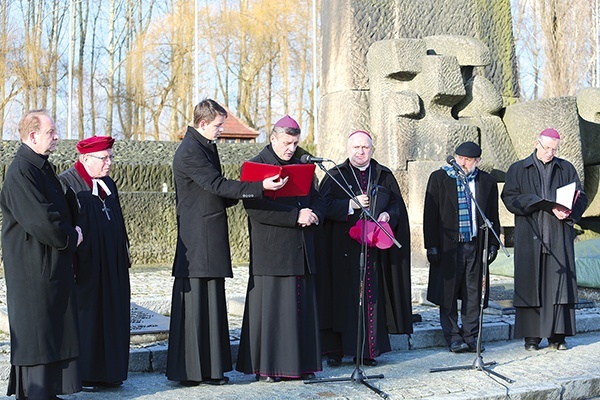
[439,241,481,345]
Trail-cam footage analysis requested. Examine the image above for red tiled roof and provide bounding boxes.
[220,106,259,139]
[176,106,260,141]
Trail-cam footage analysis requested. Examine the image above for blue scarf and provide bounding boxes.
[443,166,478,242]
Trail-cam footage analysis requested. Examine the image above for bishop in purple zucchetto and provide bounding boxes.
[540,128,561,140]
[274,115,300,129]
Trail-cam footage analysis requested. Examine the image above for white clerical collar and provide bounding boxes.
[92,179,112,197]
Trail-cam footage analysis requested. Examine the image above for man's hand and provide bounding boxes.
[488,245,498,264]
[350,194,369,210]
[297,208,319,227]
[377,212,390,223]
[75,226,83,246]
[262,174,289,191]
[426,247,440,264]
[552,206,571,220]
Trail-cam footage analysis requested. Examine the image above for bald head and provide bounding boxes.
[347,131,374,168]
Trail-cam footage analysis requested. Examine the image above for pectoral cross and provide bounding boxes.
[101,201,111,221]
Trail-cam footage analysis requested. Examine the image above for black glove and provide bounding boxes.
[488,245,498,264]
[426,247,440,264]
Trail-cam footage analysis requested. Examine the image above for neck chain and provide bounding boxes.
[350,164,371,195]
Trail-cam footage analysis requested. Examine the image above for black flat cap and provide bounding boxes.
[455,141,481,158]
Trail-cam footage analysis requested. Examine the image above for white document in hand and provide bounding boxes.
[555,182,577,210]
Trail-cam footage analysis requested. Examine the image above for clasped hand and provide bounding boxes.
[297,208,319,227]
[552,206,571,220]
[350,194,369,210]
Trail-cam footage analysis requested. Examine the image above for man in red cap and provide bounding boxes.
[59,134,131,389]
[316,130,413,367]
[502,128,588,351]
[1,109,83,399]
[424,141,500,353]
[167,99,287,386]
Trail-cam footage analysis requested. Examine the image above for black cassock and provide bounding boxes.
[59,166,131,384]
[316,159,413,359]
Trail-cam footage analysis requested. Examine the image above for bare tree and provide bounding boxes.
[105,0,116,136]
[0,0,319,142]
[0,0,22,135]
[76,0,89,139]
[513,0,595,99]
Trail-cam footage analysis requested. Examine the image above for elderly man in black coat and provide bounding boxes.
[166,99,286,386]
[423,141,500,353]
[236,115,326,382]
[316,130,413,367]
[0,109,83,399]
[59,135,131,389]
[502,128,588,351]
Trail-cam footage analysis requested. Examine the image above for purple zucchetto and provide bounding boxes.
[274,115,300,129]
[540,128,561,140]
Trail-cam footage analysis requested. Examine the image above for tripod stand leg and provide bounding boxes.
[481,367,515,384]
[359,378,390,399]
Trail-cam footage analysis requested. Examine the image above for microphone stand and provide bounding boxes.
[429,168,513,384]
[304,161,400,399]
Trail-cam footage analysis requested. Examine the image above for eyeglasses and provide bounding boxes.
[87,154,114,163]
[537,140,559,154]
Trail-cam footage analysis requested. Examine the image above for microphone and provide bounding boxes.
[446,155,465,176]
[300,154,331,164]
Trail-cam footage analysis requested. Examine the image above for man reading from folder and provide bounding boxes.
[236,115,325,382]
[502,128,588,351]
[167,99,287,386]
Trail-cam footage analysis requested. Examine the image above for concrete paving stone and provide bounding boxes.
[1,266,600,399]
[129,348,152,373]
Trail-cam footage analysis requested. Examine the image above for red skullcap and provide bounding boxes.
[274,115,300,129]
[540,128,561,140]
[76,136,115,154]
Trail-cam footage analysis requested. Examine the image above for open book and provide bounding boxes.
[240,161,316,198]
[535,182,580,212]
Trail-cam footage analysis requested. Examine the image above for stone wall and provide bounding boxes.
[319,0,600,268]
[0,141,265,266]
[319,0,518,164]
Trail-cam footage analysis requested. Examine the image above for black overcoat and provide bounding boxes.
[172,126,263,278]
[501,153,588,307]
[243,146,326,276]
[317,159,413,335]
[423,168,500,307]
[0,144,80,366]
[59,167,131,382]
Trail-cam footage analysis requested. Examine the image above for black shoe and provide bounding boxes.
[327,354,342,367]
[466,341,485,353]
[301,373,316,380]
[97,381,123,388]
[353,357,378,366]
[256,375,281,383]
[81,382,97,391]
[449,340,469,353]
[201,377,229,385]
[524,337,540,351]
[548,341,568,350]
[180,380,201,387]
